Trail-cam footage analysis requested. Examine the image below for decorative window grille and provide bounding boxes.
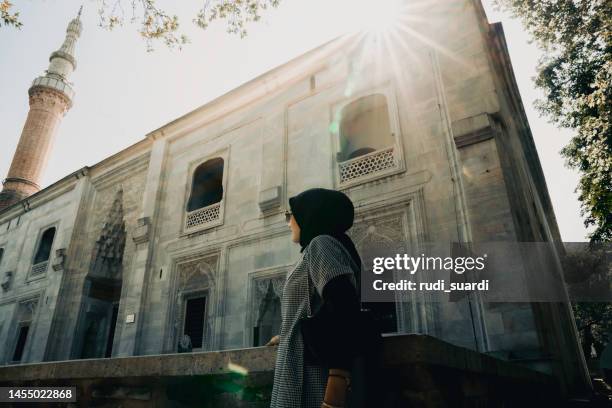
[30,261,49,276]
[338,146,397,184]
[185,201,221,231]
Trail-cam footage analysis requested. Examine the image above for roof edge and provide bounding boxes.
[146,32,359,141]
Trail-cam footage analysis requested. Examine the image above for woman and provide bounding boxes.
[268,188,363,408]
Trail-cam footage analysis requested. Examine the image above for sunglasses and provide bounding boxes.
[284,211,292,223]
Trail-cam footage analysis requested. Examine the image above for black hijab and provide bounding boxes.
[288,188,362,282]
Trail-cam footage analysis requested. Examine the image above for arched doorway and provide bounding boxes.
[75,189,126,359]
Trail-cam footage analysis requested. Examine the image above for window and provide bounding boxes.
[249,273,285,347]
[0,247,4,267]
[30,227,55,276]
[12,324,29,362]
[187,158,224,212]
[10,299,38,363]
[253,280,282,346]
[184,155,227,234]
[183,296,206,349]
[333,90,405,188]
[339,94,393,161]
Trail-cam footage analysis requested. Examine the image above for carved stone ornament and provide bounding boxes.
[90,189,126,279]
[1,271,13,292]
[132,217,150,245]
[258,186,282,213]
[52,248,66,271]
[350,213,405,249]
[178,256,217,290]
[19,298,39,321]
[253,276,285,323]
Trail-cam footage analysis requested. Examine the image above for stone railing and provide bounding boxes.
[185,201,222,233]
[338,146,397,185]
[0,334,560,407]
[29,261,49,277]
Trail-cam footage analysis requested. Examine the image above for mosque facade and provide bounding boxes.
[0,0,588,395]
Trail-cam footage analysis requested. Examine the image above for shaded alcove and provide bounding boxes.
[187,158,224,212]
[253,280,282,347]
[33,227,56,264]
[74,189,126,359]
[338,94,393,161]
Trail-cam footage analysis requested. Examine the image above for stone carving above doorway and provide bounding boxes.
[90,189,126,280]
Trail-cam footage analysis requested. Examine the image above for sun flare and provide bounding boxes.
[351,0,404,34]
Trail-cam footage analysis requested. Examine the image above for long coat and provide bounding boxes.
[270,234,358,408]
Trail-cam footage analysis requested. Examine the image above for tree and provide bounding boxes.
[494,0,612,243]
[562,244,612,359]
[1,0,282,50]
[1,0,21,28]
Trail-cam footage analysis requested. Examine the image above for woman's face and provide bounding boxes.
[288,214,300,243]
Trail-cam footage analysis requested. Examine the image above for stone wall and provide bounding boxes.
[0,334,560,407]
[43,151,151,362]
[0,172,86,365]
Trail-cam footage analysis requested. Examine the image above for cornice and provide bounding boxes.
[90,151,151,190]
[0,167,89,223]
[145,33,358,143]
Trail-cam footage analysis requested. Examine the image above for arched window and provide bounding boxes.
[187,158,224,212]
[339,94,393,161]
[34,227,55,264]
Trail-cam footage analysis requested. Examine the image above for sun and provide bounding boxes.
[350,0,404,34]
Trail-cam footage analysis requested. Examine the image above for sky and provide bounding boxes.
[0,0,591,241]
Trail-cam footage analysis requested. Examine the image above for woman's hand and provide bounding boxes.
[265,335,280,346]
[322,369,350,408]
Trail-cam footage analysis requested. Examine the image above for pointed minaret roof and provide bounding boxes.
[49,6,83,72]
[30,7,84,104]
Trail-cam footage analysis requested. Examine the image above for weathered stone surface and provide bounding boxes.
[0,335,559,407]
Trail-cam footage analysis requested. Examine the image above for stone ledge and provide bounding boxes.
[0,335,561,407]
[0,346,276,382]
[1,334,554,387]
[451,113,499,148]
[382,334,554,384]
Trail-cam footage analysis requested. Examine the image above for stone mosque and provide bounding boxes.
[0,0,591,401]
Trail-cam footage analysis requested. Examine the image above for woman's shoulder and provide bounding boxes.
[305,235,354,264]
[307,234,343,252]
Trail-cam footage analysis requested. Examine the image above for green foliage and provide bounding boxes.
[562,244,612,358]
[0,0,22,29]
[494,0,612,242]
[572,302,612,359]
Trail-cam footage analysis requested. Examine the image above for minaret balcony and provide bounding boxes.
[31,76,74,100]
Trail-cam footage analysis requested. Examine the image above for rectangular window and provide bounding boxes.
[12,324,29,362]
[184,297,206,349]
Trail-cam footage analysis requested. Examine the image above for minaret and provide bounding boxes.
[0,8,83,211]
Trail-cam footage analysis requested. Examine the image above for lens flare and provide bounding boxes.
[351,0,403,34]
[227,361,249,376]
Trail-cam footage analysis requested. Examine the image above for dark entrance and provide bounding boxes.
[184,296,206,349]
